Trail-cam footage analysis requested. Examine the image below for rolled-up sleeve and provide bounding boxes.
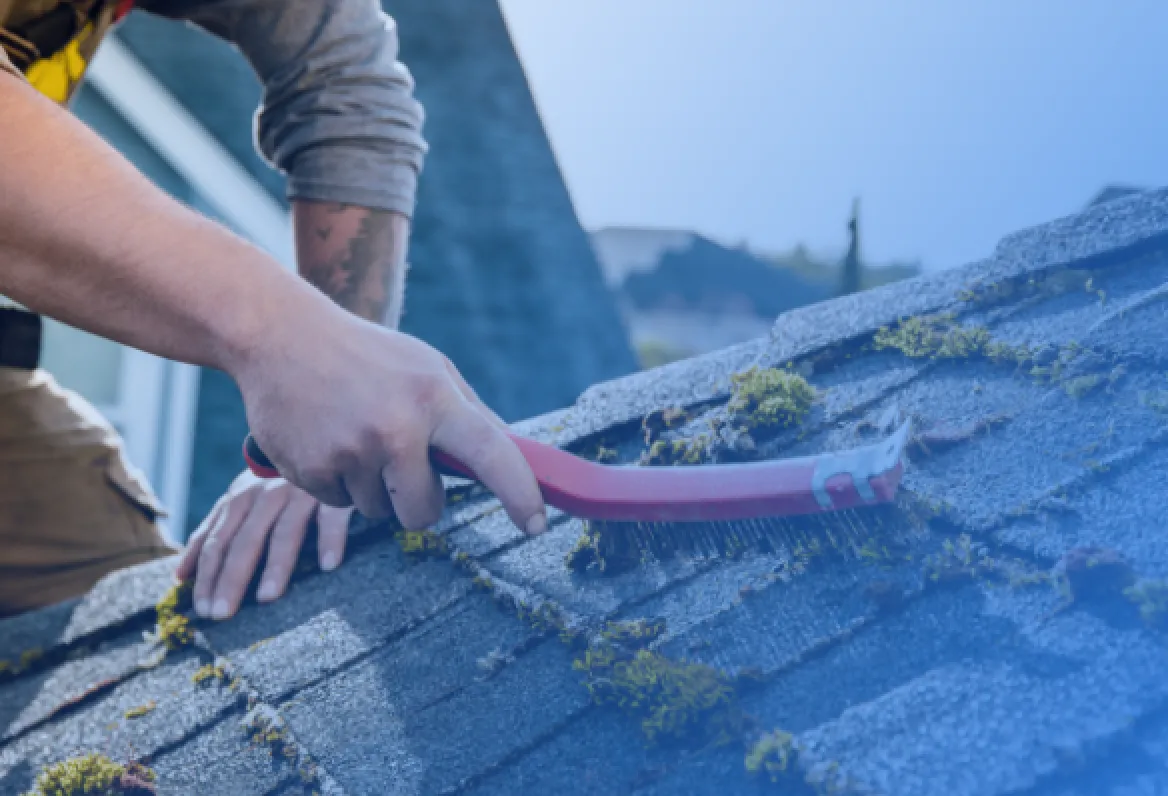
[144,0,428,217]
[0,46,21,79]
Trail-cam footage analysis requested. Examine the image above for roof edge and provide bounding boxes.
[565,188,1168,444]
[763,186,1168,369]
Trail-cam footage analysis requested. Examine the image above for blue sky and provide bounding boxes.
[498,1,1168,271]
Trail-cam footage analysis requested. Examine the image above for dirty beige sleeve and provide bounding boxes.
[0,45,19,78]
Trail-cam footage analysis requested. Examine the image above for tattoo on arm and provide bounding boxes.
[293,201,410,327]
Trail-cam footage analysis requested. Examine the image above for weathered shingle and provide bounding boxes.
[6,188,1168,794]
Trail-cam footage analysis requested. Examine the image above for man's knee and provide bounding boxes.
[0,368,177,616]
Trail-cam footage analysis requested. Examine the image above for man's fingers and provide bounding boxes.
[176,525,209,582]
[178,502,223,581]
[193,492,255,617]
[209,491,285,619]
[431,404,546,537]
[255,489,316,603]
[317,504,353,573]
[340,463,396,520]
[383,453,445,532]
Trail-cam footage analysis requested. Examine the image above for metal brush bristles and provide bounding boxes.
[581,500,922,574]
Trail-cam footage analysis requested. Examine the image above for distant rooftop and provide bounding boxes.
[589,226,698,287]
[1088,184,1147,208]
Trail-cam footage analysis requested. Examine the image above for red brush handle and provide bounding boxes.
[244,420,909,523]
[243,434,479,482]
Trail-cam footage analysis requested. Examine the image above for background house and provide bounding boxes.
[591,213,922,368]
[47,0,636,543]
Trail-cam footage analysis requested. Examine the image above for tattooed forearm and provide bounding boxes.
[292,201,410,327]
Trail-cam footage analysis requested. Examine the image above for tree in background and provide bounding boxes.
[839,197,863,297]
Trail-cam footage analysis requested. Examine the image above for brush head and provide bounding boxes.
[566,495,931,577]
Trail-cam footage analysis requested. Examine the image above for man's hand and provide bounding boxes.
[176,471,353,620]
[236,309,546,542]
[0,78,547,577]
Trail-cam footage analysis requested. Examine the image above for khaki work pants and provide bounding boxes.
[0,367,177,617]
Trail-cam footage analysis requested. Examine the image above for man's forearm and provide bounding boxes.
[293,202,410,329]
[0,74,330,376]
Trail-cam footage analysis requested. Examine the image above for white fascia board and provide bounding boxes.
[86,36,296,268]
[157,361,201,542]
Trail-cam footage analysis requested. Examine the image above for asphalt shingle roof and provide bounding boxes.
[5,188,1168,795]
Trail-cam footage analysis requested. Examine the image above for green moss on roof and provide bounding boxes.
[1125,579,1168,631]
[744,729,798,783]
[872,315,1031,366]
[573,637,742,746]
[727,367,815,431]
[395,530,449,560]
[123,701,156,720]
[153,581,194,651]
[191,662,228,688]
[24,753,156,796]
[642,435,712,466]
[564,522,607,574]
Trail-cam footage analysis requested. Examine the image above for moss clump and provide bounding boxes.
[594,445,619,463]
[727,367,815,432]
[243,707,293,754]
[920,534,1047,592]
[564,521,646,576]
[123,701,156,720]
[25,753,156,796]
[521,604,568,637]
[154,582,194,651]
[642,407,689,444]
[1062,374,1106,399]
[642,435,711,466]
[1,648,48,681]
[744,729,798,782]
[565,524,603,573]
[191,663,228,688]
[395,529,448,559]
[574,642,742,746]
[598,619,666,648]
[923,534,986,584]
[1124,580,1168,630]
[873,316,1029,365]
[874,316,989,359]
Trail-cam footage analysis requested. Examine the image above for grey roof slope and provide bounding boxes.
[6,189,1168,794]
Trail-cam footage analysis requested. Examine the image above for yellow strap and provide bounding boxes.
[25,21,91,103]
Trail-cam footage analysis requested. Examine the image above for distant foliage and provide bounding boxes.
[622,236,833,318]
[636,341,692,370]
